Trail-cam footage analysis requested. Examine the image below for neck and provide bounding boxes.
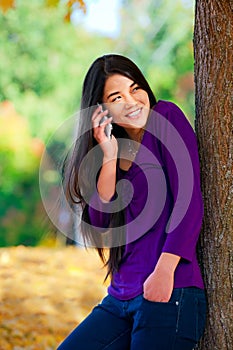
[125,127,144,142]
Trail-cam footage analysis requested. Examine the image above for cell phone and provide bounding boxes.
[97,103,112,139]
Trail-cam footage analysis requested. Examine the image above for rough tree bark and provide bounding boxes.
[194,1,233,349]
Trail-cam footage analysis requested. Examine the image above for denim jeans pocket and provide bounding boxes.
[176,290,207,343]
[136,295,180,329]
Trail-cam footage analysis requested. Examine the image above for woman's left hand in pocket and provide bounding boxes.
[143,267,174,303]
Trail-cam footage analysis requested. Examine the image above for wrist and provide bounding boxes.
[103,156,117,164]
[154,253,180,274]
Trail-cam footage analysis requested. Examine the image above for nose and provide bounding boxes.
[124,94,137,109]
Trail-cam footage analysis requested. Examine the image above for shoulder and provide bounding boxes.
[153,100,187,120]
[149,100,198,155]
[151,100,194,133]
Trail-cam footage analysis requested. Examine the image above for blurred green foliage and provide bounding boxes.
[118,0,195,121]
[0,0,115,246]
[0,0,195,246]
[0,0,115,139]
[0,101,45,245]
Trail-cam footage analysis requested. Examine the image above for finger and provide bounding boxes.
[99,116,112,127]
[92,121,100,129]
[92,106,109,125]
[91,105,102,121]
[93,114,110,133]
[91,105,106,120]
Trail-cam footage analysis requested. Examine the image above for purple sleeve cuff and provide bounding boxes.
[88,190,117,229]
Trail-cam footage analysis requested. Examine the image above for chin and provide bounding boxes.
[118,122,146,130]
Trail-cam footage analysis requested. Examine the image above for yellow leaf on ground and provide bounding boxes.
[0,246,106,349]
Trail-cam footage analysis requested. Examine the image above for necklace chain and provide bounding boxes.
[127,129,144,157]
[128,140,138,157]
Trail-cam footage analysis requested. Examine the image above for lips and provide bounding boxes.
[127,108,142,118]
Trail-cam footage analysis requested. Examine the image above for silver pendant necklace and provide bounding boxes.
[128,140,139,157]
[127,130,144,157]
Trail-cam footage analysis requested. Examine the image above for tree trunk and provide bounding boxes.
[194,1,233,349]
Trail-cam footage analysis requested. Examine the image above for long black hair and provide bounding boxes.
[64,54,157,280]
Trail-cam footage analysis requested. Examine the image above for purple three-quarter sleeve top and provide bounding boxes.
[88,100,205,300]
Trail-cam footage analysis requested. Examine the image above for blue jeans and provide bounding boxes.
[57,287,206,350]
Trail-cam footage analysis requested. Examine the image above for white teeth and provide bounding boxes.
[128,109,141,117]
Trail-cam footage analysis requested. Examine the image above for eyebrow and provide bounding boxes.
[106,81,137,100]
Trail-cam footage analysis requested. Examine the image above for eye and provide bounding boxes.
[112,95,121,102]
[132,85,141,92]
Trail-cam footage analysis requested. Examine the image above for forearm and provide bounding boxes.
[97,158,117,202]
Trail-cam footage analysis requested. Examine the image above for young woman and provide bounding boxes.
[58,54,206,349]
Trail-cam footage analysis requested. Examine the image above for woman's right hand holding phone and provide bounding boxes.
[92,105,118,162]
[92,105,118,202]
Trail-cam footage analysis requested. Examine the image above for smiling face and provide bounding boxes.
[102,74,150,133]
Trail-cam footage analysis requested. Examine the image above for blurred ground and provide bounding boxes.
[0,246,107,349]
